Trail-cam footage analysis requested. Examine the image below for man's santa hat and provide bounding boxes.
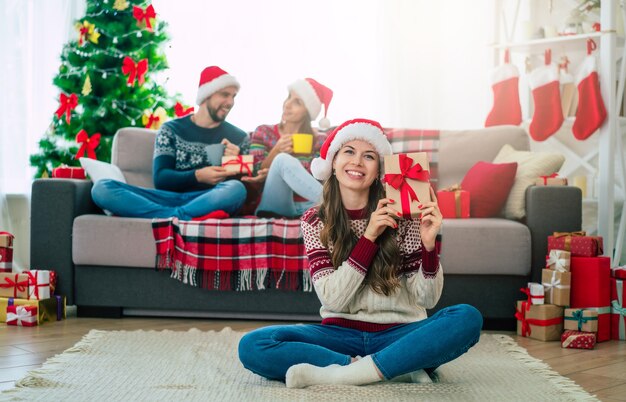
[287,78,333,129]
[310,118,392,181]
[196,66,240,105]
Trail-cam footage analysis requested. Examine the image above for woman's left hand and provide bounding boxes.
[419,186,442,251]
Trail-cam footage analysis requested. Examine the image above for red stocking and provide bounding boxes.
[572,42,607,140]
[485,50,522,127]
[529,51,564,141]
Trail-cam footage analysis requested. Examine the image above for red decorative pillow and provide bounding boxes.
[460,161,518,218]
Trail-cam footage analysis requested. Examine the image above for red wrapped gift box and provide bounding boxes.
[437,186,470,219]
[6,305,38,327]
[0,232,13,272]
[548,232,603,257]
[611,278,625,340]
[561,330,596,349]
[52,165,86,179]
[612,266,626,279]
[570,256,611,342]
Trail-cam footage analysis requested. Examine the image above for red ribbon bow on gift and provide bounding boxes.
[515,301,532,336]
[25,271,48,300]
[383,154,430,218]
[75,130,101,159]
[122,56,148,87]
[174,102,194,117]
[539,173,558,185]
[519,288,533,309]
[222,156,252,176]
[55,93,78,124]
[0,274,28,298]
[133,5,156,32]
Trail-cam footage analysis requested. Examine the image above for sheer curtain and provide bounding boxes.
[153,0,495,132]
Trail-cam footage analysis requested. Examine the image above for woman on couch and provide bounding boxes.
[247,78,332,218]
[238,118,482,388]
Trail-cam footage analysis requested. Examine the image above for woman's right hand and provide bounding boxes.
[363,198,401,242]
[273,134,293,154]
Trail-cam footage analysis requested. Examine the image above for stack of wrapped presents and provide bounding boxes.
[0,232,66,327]
[516,230,626,348]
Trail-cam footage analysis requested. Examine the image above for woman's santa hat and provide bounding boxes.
[310,118,392,180]
[196,66,240,105]
[287,78,333,129]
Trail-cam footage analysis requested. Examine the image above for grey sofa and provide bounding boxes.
[30,125,582,329]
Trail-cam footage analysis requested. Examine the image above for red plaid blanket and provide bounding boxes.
[152,217,312,291]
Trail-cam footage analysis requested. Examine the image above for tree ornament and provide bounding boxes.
[121,56,148,86]
[102,72,107,79]
[132,5,156,32]
[75,21,100,46]
[113,0,129,11]
[142,106,168,130]
[131,119,136,125]
[81,75,92,96]
[55,93,79,124]
[113,37,118,44]
[75,130,101,159]
[174,102,194,117]
[485,49,521,127]
[137,31,142,38]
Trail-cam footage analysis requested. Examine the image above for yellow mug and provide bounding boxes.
[292,133,314,155]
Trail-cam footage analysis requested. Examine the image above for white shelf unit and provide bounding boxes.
[494,0,626,264]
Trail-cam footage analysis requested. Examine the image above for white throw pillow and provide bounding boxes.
[79,157,127,184]
[493,144,565,219]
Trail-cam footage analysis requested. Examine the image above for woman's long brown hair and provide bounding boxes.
[318,175,402,296]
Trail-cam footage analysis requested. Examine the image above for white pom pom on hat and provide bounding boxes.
[310,118,392,181]
[196,66,240,105]
[287,78,333,129]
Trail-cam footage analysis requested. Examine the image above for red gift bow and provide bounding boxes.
[539,173,558,185]
[78,25,89,46]
[515,301,563,337]
[6,305,37,327]
[75,130,101,159]
[0,274,28,298]
[55,93,78,124]
[174,102,194,117]
[222,156,253,176]
[384,154,430,218]
[26,271,48,300]
[144,113,160,129]
[122,56,148,86]
[133,5,156,32]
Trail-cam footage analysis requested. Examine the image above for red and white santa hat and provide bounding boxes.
[196,66,240,105]
[287,78,333,129]
[310,118,392,180]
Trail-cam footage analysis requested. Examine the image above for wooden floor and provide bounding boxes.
[1,317,625,401]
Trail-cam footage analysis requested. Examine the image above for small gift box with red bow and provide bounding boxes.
[564,308,598,332]
[0,273,29,299]
[383,153,431,219]
[52,165,86,179]
[24,270,51,300]
[437,185,470,219]
[221,155,253,176]
[6,305,38,327]
[515,300,563,341]
[534,173,568,186]
[561,330,596,349]
[548,231,603,257]
[522,283,545,305]
[546,249,570,272]
[541,268,571,306]
[1,295,65,324]
[0,232,14,272]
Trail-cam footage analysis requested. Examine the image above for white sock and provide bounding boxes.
[285,355,382,388]
[390,369,433,384]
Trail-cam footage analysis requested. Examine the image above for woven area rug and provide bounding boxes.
[1,328,598,402]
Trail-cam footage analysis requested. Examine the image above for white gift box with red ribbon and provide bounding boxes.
[24,270,51,300]
[6,305,38,326]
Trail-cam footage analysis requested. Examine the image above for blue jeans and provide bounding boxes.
[255,153,322,217]
[238,304,482,381]
[91,179,247,219]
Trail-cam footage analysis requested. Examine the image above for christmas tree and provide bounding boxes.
[30,0,194,177]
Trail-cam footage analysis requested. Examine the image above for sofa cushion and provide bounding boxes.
[73,215,155,268]
[493,144,565,219]
[460,161,517,218]
[439,218,531,276]
[112,127,156,189]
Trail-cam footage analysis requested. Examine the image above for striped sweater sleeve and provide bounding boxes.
[249,125,276,171]
[300,208,378,312]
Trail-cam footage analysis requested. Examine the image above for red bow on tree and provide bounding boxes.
[122,56,148,87]
[144,113,159,129]
[75,129,101,159]
[133,5,156,32]
[383,154,430,217]
[55,93,78,124]
[174,102,194,117]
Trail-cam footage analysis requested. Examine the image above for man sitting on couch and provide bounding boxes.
[91,65,252,220]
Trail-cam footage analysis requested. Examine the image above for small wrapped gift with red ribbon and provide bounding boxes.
[534,173,568,186]
[564,308,598,332]
[541,268,571,306]
[561,330,596,349]
[383,153,431,219]
[546,249,570,272]
[1,295,65,324]
[437,184,469,219]
[24,270,51,300]
[0,273,29,299]
[515,300,563,341]
[221,155,253,176]
[0,232,14,272]
[521,283,544,305]
[6,305,38,327]
[548,231,603,257]
[52,164,86,179]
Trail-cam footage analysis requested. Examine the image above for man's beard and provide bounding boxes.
[208,104,228,123]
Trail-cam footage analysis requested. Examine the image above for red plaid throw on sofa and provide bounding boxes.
[152,217,312,291]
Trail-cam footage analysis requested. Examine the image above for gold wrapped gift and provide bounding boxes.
[1,295,66,324]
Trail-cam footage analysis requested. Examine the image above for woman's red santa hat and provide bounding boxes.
[310,118,392,181]
[287,78,333,129]
[196,66,240,105]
